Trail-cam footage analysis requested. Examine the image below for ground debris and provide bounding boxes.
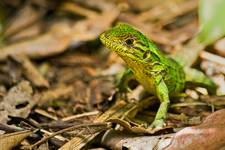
[0,0,224,149]
[0,81,33,124]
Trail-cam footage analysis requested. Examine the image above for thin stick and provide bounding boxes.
[62,111,99,121]
[200,51,225,66]
[170,102,207,108]
[30,122,111,149]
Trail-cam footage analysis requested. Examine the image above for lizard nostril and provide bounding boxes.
[143,51,151,59]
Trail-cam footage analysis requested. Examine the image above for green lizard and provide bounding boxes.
[100,23,216,129]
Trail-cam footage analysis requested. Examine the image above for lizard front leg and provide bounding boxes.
[117,69,135,93]
[150,75,170,129]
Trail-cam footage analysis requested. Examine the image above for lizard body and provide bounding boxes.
[100,23,216,128]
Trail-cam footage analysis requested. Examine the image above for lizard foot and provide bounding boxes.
[116,87,131,100]
[149,119,165,129]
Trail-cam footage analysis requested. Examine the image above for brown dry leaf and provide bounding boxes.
[62,111,99,122]
[11,55,49,88]
[89,79,103,105]
[171,38,204,67]
[200,51,225,66]
[37,142,49,150]
[212,74,225,95]
[137,0,197,26]
[54,53,98,67]
[119,13,171,45]
[119,0,197,46]
[59,124,110,150]
[34,108,58,121]
[201,95,225,107]
[57,100,127,150]
[0,130,32,150]
[56,66,96,84]
[101,130,173,150]
[69,7,119,45]
[75,0,118,12]
[61,2,99,19]
[97,96,164,134]
[0,26,72,61]
[3,3,45,37]
[200,52,225,95]
[0,71,15,87]
[168,20,197,46]
[165,109,225,150]
[119,13,191,46]
[106,97,171,134]
[0,58,24,86]
[8,22,42,43]
[72,80,90,104]
[0,81,34,123]
[214,37,225,57]
[126,0,164,11]
[201,60,225,75]
[0,2,119,61]
[35,85,74,105]
[59,133,99,150]
[96,100,127,122]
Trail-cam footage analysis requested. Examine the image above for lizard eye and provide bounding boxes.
[125,39,134,45]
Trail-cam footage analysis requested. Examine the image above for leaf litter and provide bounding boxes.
[0,0,224,149]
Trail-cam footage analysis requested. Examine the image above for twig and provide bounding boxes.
[200,51,225,66]
[29,122,111,149]
[61,2,98,19]
[62,111,99,122]
[170,102,208,108]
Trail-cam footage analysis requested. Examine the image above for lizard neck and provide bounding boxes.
[119,54,153,73]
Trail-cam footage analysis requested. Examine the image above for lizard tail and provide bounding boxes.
[171,37,205,67]
[184,67,217,95]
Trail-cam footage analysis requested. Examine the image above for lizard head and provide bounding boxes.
[100,23,161,61]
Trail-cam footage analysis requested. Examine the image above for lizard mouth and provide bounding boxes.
[100,33,114,46]
[99,33,109,46]
[100,33,123,52]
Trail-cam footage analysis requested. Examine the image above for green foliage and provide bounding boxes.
[198,0,225,45]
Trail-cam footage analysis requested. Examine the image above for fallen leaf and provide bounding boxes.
[61,2,99,19]
[59,123,110,150]
[0,130,32,150]
[35,85,73,105]
[101,129,173,150]
[214,37,225,57]
[4,3,44,37]
[0,81,34,123]
[54,54,98,67]
[0,26,72,60]
[0,3,119,61]
[11,55,49,88]
[8,22,42,43]
[59,133,99,150]
[165,109,225,150]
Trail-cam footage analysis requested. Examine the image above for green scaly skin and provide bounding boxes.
[100,23,216,129]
